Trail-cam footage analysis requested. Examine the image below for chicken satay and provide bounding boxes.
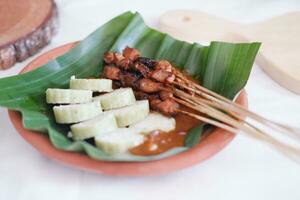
[136,57,157,69]
[103,65,120,80]
[150,68,175,83]
[134,91,160,102]
[117,58,131,70]
[149,98,162,108]
[137,78,163,93]
[133,63,149,77]
[112,81,122,89]
[104,52,125,64]
[103,52,115,64]
[134,91,149,100]
[159,90,173,101]
[123,46,140,61]
[119,71,140,88]
[114,53,124,63]
[155,60,172,72]
[150,98,179,116]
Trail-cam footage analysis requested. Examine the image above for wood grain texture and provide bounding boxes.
[159,10,300,94]
[0,0,58,69]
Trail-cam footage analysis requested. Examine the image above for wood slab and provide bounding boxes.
[0,0,58,69]
[160,10,300,94]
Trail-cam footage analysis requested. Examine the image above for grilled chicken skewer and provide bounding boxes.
[102,47,300,161]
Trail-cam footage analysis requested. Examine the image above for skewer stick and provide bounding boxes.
[172,73,300,141]
[170,69,300,160]
[177,109,238,133]
[173,95,300,162]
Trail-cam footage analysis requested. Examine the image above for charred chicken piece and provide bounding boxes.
[150,68,175,83]
[133,63,149,77]
[155,60,172,72]
[166,74,175,83]
[136,57,157,69]
[104,47,181,116]
[159,90,173,101]
[123,46,140,61]
[119,71,140,88]
[113,53,124,63]
[134,91,160,101]
[138,78,163,93]
[116,58,131,70]
[104,52,126,65]
[151,99,179,116]
[112,81,122,89]
[104,52,115,64]
[134,91,150,100]
[103,65,120,80]
[149,98,162,108]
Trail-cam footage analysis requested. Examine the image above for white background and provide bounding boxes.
[1,0,300,199]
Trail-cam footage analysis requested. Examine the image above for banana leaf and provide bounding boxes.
[0,12,260,162]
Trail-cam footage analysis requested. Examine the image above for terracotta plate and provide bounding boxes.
[8,42,248,176]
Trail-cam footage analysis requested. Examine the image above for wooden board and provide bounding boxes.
[159,10,300,94]
[0,0,58,69]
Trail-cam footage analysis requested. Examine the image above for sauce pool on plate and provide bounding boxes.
[130,112,201,156]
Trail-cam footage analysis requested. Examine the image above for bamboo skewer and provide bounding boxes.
[195,76,297,131]
[174,94,300,162]
[173,68,297,129]
[172,75,300,141]
[170,68,300,161]
[177,109,238,133]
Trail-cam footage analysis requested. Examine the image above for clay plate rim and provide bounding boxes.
[8,42,248,176]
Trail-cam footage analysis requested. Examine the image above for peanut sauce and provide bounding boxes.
[130,112,201,156]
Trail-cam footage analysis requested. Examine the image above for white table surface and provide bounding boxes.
[1,0,300,199]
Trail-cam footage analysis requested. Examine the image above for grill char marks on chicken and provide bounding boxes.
[159,90,173,101]
[119,71,141,88]
[103,52,115,64]
[103,47,179,116]
[152,99,179,116]
[133,63,149,77]
[123,46,140,61]
[155,60,172,72]
[117,58,131,70]
[136,57,157,69]
[103,65,120,80]
[150,68,175,83]
[134,91,160,103]
[138,78,163,93]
